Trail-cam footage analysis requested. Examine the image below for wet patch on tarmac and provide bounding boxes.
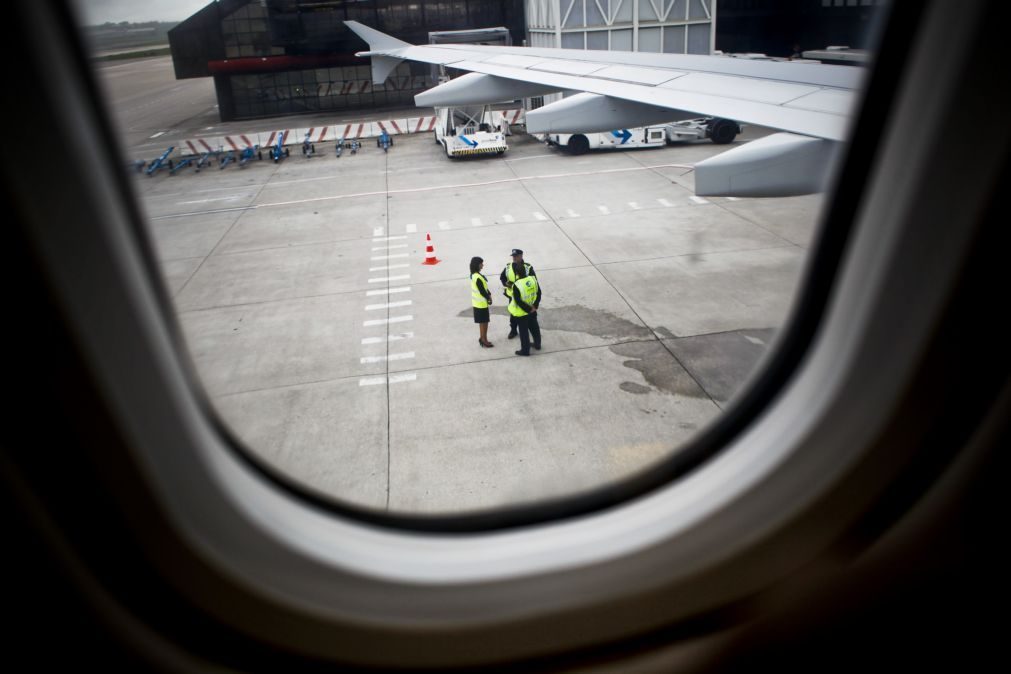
[654,326,678,340]
[619,382,651,395]
[610,342,710,399]
[663,328,776,404]
[456,304,652,342]
[541,305,653,340]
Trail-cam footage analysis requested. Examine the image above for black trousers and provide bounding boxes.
[516,313,541,354]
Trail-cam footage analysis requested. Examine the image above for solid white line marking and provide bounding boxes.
[373,227,384,236]
[361,332,414,345]
[149,131,166,138]
[363,315,413,327]
[372,235,407,242]
[503,214,515,223]
[370,253,409,260]
[438,221,450,230]
[359,372,418,387]
[368,274,411,283]
[471,217,483,227]
[369,263,409,272]
[726,197,741,201]
[658,198,673,207]
[405,223,417,233]
[629,201,641,210]
[533,212,547,221]
[365,300,412,311]
[689,196,710,204]
[744,335,765,345]
[178,196,244,205]
[598,205,610,214]
[360,351,415,364]
[366,286,412,296]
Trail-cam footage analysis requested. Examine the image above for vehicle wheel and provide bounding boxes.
[285,149,290,157]
[568,134,590,155]
[708,118,739,145]
[434,131,440,144]
[258,151,263,160]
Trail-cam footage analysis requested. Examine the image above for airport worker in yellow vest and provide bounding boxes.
[470,257,494,348]
[508,266,541,357]
[500,248,536,340]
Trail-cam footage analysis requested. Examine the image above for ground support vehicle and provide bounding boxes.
[434,105,508,158]
[546,118,742,155]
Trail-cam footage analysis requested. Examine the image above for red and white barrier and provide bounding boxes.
[173,108,529,156]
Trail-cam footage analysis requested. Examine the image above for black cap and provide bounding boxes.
[511,249,523,256]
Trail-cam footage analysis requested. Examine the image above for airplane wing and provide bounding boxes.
[345,21,865,196]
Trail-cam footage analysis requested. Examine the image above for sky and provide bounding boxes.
[71,0,212,24]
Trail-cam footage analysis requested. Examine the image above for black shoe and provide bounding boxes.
[514,350,529,356]
[507,331,518,339]
[533,343,541,351]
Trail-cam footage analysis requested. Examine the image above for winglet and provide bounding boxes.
[344,21,412,52]
[344,21,411,84]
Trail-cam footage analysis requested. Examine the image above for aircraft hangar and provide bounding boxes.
[168,1,881,122]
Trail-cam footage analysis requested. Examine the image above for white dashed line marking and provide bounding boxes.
[361,332,414,344]
[359,372,417,386]
[368,274,411,283]
[373,227,384,236]
[366,286,411,296]
[566,209,580,217]
[503,214,515,223]
[471,217,483,227]
[369,263,409,272]
[598,205,610,214]
[657,198,673,207]
[689,196,710,204]
[405,223,417,233]
[629,201,641,210]
[362,315,413,327]
[372,235,407,242]
[360,351,415,364]
[533,212,547,221]
[373,243,407,251]
[365,300,412,311]
[438,221,450,230]
[370,253,409,260]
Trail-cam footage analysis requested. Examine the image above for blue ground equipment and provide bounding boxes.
[145,146,174,176]
[270,131,290,162]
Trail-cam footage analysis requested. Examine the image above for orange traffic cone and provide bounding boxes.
[422,232,441,265]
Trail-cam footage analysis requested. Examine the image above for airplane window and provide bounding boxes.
[71,0,882,523]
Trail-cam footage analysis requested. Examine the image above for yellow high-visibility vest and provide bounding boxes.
[508,275,539,317]
[471,273,489,308]
[503,262,532,298]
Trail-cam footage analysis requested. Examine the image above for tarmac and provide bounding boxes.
[115,57,825,514]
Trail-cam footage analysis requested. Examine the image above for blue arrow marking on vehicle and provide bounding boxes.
[611,129,632,144]
[460,135,478,148]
